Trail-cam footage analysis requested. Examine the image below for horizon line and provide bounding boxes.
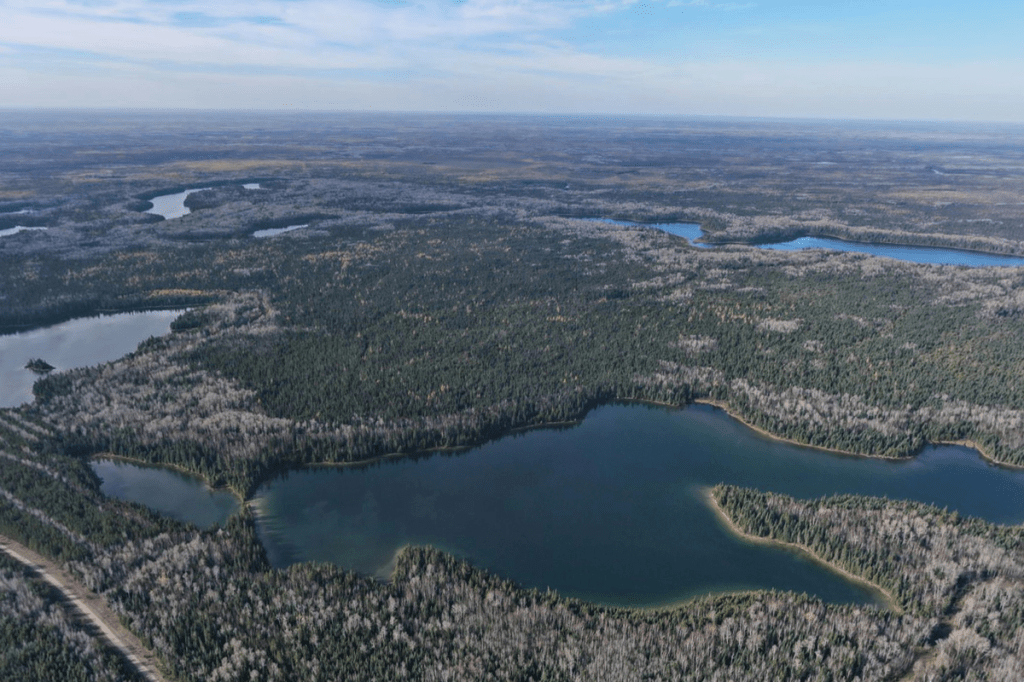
[1,107,1023,127]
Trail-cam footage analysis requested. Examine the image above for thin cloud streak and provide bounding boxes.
[1,0,1022,121]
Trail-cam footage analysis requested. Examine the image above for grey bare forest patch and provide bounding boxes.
[2,111,1024,680]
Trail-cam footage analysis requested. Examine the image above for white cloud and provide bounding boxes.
[0,0,641,73]
[1,0,1022,121]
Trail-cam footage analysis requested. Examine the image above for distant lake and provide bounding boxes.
[599,219,1024,267]
[245,403,1024,608]
[595,219,710,248]
[91,458,239,529]
[143,182,262,220]
[0,310,184,408]
[758,235,1024,266]
[0,226,47,238]
[253,224,308,238]
[144,188,211,220]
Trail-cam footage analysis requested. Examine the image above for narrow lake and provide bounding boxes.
[91,458,239,529]
[600,219,1024,267]
[0,226,47,238]
[253,224,308,238]
[0,310,184,408]
[236,403,1024,608]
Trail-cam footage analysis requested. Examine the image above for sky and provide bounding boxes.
[1,0,1023,121]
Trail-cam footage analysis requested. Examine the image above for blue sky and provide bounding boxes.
[1,0,1022,120]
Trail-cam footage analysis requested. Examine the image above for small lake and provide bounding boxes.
[144,183,263,220]
[253,224,308,238]
[91,458,239,529]
[596,219,710,248]
[0,310,184,408]
[601,219,1024,267]
[145,188,211,220]
[242,403,1024,608]
[0,226,47,238]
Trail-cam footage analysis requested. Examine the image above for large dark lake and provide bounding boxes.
[240,403,1024,608]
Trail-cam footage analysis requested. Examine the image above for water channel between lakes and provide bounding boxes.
[94,402,1024,609]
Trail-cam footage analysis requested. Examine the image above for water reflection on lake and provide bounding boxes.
[0,310,184,408]
[92,458,239,528]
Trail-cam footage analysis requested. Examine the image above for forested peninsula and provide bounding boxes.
[2,112,1024,680]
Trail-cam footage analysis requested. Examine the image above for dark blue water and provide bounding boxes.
[248,403,1024,608]
[595,219,1024,267]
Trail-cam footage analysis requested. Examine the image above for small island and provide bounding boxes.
[25,358,55,373]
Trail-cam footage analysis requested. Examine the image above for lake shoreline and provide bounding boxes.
[103,395,1021,504]
[703,488,899,612]
[93,453,246,503]
[691,398,1024,472]
[692,398,910,462]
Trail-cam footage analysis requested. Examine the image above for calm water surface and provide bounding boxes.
[599,219,1024,267]
[145,188,211,220]
[145,183,262,220]
[0,310,184,408]
[91,458,239,529]
[253,224,308,238]
[250,403,1024,608]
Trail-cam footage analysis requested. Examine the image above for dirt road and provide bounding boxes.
[0,534,170,682]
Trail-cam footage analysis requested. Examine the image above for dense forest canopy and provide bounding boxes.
[2,112,1024,680]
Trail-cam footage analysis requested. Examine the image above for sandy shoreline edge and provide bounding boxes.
[702,487,899,612]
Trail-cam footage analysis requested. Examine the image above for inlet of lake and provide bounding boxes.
[599,219,1024,267]
[95,402,1024,609]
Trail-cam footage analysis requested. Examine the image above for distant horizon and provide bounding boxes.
[2,107,1023,128]
[3,1,1022,123]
